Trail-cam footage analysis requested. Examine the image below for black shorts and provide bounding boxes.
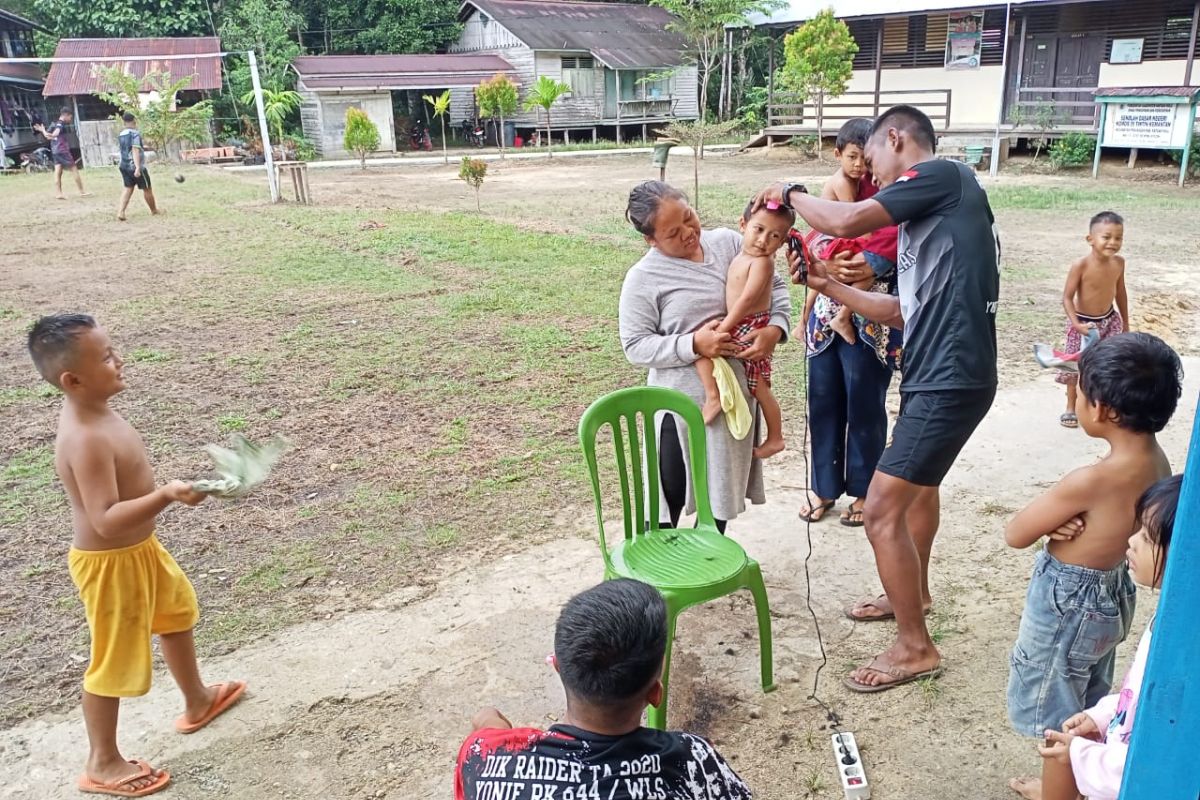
[120,166,151,189]
[52,151,74,167]
[876,387,996,487]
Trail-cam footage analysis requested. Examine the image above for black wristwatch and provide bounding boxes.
[780,182,808,209]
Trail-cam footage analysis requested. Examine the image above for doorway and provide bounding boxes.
[1013,33,1104,125]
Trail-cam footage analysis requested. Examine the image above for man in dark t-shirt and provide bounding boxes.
[455,580,752,799]
[116,112,160,221]
[33,107,90,199]
[759,105,1000,693]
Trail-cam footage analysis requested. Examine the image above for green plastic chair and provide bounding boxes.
[578,386,775,730]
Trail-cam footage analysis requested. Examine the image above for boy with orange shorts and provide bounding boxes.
[28,313,246,798]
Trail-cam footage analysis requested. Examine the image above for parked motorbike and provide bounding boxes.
[20,147,51,173]
[409,119,432,151]
[462,119,486,148]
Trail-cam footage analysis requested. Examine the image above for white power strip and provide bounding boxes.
[831,732,870,799]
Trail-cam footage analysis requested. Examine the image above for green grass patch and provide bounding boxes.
[128,347,171,364]
[217,413,249,433]
[0,385,58,407]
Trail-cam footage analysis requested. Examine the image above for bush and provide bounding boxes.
[792,135,819,158]
[1170,137,1200,177]
[458,156,488,210]
[343,107,380,169]
[1049,132,1096,169]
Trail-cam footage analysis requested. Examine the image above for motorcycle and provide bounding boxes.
[409,119,432,152]
[20,147,51,173]
[461,119,486,148]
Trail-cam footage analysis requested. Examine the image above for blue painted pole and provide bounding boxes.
[1121,396,1200,798]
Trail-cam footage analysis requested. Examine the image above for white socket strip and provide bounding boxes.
[831,732,871,799]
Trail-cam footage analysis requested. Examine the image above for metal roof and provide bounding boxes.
[1094,86,1200,99]
[292,54,516,91]
[43,37,222,97]
[0,8,47,31]
[0,62,44,86]
[458,0,689,69]
[751,0,1102,27]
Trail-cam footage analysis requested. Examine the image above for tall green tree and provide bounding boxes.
[779,8,857,147]
[475,74,519,158]
[423,89,451,165]
[32,0,208,37]
[523,76,571,158]
[240,87,301,144]
[649,0,784,119]
[220,0,304,95]
[318,0,462,54]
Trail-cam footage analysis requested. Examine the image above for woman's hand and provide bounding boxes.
[738,326,783,363]
[829,251,873,284]
[693,320,739,358]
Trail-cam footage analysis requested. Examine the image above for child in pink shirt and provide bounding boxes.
[1009,473,1181,800]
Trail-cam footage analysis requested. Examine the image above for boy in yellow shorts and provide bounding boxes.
[28,314,247,798]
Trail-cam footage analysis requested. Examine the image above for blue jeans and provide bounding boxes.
[807,336,892,499]
[1007,550,1136,737]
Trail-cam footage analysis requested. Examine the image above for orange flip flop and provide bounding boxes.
[78,759,170,797]
[175,680,247,734]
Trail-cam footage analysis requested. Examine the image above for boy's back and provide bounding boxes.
[456,723,750,800]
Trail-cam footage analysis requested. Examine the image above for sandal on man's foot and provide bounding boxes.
[844,594,932,622]
[1060,412,1078,428]
[798,498,835,523]
[843,659,944,694]
[841,503,865,527]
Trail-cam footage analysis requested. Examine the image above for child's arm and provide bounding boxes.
[469,707,513,732]
[69,437,204,539]
[717,257,776,334]
[1115,259,1130,332]
[1004,468,1091,549]
[1062,258,1092,335]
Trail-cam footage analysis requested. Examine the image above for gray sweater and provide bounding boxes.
[618,228,793,521]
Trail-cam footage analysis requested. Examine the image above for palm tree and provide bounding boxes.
[241,87,301,147]
[523,76,571,157]
[423,90,452,165]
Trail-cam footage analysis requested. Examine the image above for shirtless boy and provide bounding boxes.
[1057,211,1130,428]
[695,202,791,459]
[1004,333,1181,782]
[28,314,245,798]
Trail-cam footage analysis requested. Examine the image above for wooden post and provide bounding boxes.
[1121,398,1200,798]
[616,69,622,145]
[592,128,597,143]
[1179,101,1196,187]
[767,33,775,126]
[564,129,570,145]
[1012,14,1028,121]
[1127,148,1138,168]
[1092,102,1107,179]
[990,2,1014,177]
[873,20,883,118]
[1184,0,1199,86]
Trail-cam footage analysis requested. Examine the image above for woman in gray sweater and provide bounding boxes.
[618,182,793,529]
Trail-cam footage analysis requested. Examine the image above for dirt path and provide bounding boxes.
[3,361,1196,799]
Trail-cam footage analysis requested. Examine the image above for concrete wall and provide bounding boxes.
[1098,59,1198,89]
[835,65,1007,128]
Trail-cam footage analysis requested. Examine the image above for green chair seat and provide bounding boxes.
[579,386,775,730]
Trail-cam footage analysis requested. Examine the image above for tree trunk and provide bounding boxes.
[815,90,824,156]
[476,187,481,211]
[717,32,728,121]
[546,108,553,158]
[693,143,700,211]
[360,150,366,170]
[498,109,505,159]
[441,117,448,165]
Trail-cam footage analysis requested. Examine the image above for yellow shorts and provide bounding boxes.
[68,535,199,697]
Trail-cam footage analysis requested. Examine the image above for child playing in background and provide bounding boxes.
[456,579,752,800]
[694,201,791,459]
[1005,333,1180,746]
[801,118,890,346]
[1009,473,1184,800]
[1057,211,1130,428]
[28,313,246,798]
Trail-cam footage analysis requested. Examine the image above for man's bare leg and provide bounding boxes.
[143,187,160,215]
[53,164,66,199]
[849,471,941,687]
[846,485,938,620]
[117,187,134,220]
[81,690,164,791]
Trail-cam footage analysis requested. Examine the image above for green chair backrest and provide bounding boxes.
[578,387,717,569]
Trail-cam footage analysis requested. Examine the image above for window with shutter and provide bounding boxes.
[882,17,909,54]
[561,56,595,96]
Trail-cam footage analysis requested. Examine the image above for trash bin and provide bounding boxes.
[503,121,516,148]
[652,139,679,180]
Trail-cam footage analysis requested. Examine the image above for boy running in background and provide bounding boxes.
[695,201,790,459]
[1005,333,1180,743]
[1057,211,1129,428]
[117,112,160,221]
[28,314,245,798]
[456,579,752,800]
[802,118,885,345]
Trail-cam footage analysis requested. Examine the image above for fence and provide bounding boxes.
[1010,85,1101,130]
[768,89,953,131]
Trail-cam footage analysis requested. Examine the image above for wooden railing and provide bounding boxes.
[1010,85,1100,130]
[607,96,681,121]
[768,89,952,130]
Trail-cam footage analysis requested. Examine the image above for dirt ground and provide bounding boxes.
[1,150,1199,799]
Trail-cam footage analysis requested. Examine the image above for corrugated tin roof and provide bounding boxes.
[43,37,222,97]
[0,62,45,86]
[292,54,516,91]
[1094,86,1200,99]
[459,0,688,69]
[0,8,48,31]
[752,0,1102,27]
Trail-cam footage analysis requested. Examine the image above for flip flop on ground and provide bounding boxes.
[78,759,170,797]
[843,658,943,694]
[175,680,247,734]
[840,501,865,528]
[843,594,932,622]
[798,497,835,523]
[1060,412,1078,428]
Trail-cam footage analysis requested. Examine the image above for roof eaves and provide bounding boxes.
[0,8,49,32]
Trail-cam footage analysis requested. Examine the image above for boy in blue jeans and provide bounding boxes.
[455,579,752,800]
[1004,333,1181,737]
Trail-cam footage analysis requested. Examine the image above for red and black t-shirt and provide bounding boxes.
[455,725,752,800]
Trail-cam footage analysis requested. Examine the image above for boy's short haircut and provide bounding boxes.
[1135,473,1183,585]
[1078,332,1182,434]
[1090,210,1124,229]
[835,118,872,152]
[869,104,937,153]
[28,313,97,387]
[122,111,136,123]
[741,198,796,226]
[554,579,666,704]
[60,106,72,116]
